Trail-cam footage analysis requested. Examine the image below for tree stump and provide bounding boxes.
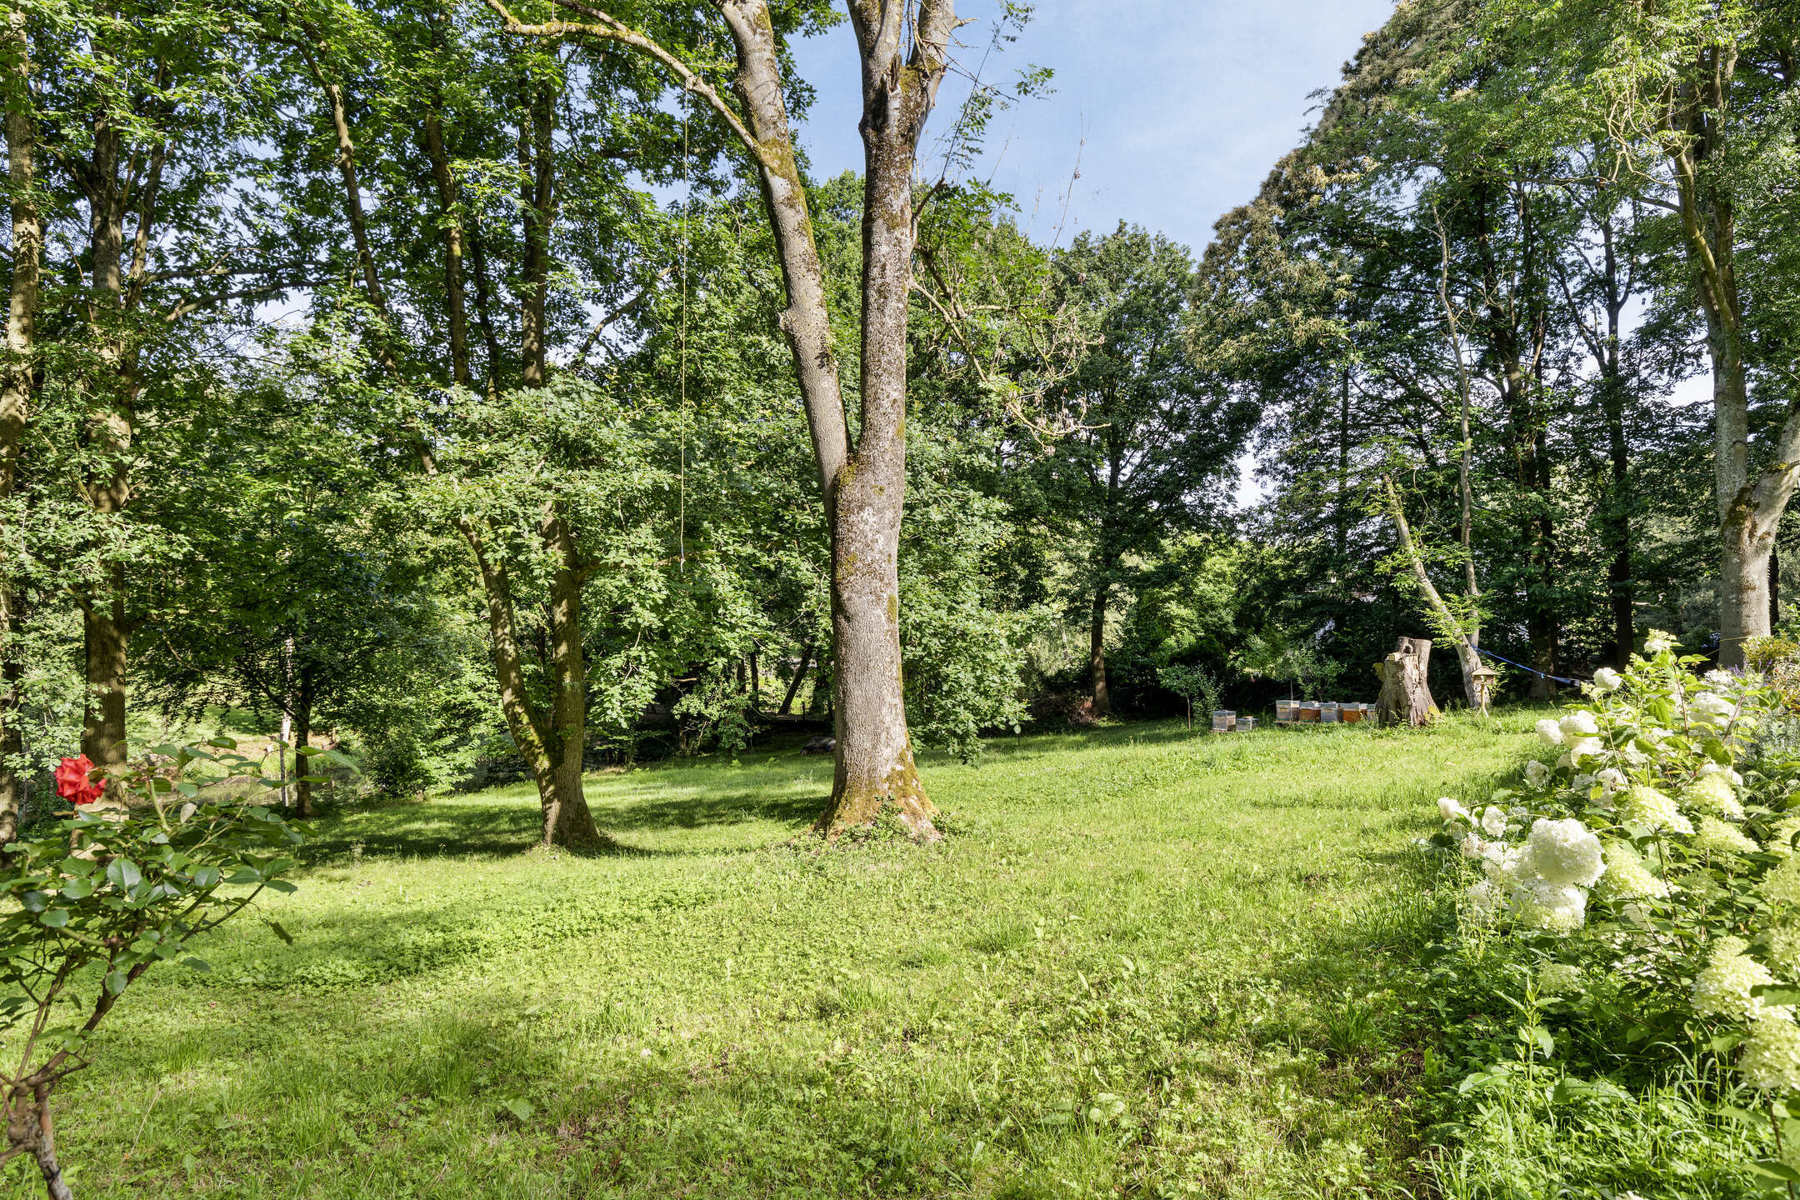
[1375,637,1439,727]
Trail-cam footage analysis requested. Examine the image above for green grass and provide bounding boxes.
[7,712,1539,1199]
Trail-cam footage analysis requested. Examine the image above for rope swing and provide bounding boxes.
[677,83,690,571]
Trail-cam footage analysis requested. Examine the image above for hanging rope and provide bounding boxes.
[1474,644,1585,687]
[675,85,691,571]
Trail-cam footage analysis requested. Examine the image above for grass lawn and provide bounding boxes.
[9,712,1538,1199]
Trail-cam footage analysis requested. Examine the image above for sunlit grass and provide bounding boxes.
[8,711,1538,1199]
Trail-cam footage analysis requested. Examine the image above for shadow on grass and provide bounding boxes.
[298,801,544,865]
[592,784,823,833]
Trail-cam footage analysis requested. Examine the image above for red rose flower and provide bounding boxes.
[53,755,103,806]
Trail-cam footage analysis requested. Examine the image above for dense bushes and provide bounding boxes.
[1422,635,1800,1195]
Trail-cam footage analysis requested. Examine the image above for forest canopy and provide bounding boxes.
[0,0,1794,840]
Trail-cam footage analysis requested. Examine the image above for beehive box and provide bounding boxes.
[1238,715,1256,732]
[1275,699,1297,724]
[1298,700,1322,723]
[1211,709,1236,733]
[1321,701,1340,724]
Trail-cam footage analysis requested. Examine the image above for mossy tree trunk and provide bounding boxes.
[481,0,958,840]
[0,10,38,841]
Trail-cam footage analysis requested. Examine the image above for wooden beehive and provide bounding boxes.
[1275,699,1297,724]
[1211,709,1236,733]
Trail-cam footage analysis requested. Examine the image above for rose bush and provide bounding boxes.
[0,741,306,1199]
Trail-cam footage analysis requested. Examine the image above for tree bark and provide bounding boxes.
[1376,637,1438,728]
[810,0,957,841]
[305,47,607,846]
[778,638,813,716]
[482,0,955,840]
[0,8,40,840]
[76,103,143,790]
[1088,579,1110,718]
[293,660,315,819]
[1658,39,1800,666]
[1382,476,1485,708]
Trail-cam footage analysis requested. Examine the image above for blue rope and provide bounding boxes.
[1473,644,1585,686]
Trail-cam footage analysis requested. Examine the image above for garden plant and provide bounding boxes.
[0,748,303,1199]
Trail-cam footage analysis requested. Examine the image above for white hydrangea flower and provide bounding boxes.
[1595,768,1628,797]
[1690,691,1736,727]
[1740,1014,1800,1091]
[1704,668,1735,687]
[1620,742,1650,765]
[1644,727,1671,744]
[1522,817,1606,888]
[1644,630,1675,655]
[1510,877,1587,933]
[1536,718,1565,746]
[1619,784,1694,835]
[1537,962,1584,995]
[1591,667,1623,693]
[1480,806,1509,838]
[1572,773,1597,792]
[1595,841,1669,901]
[1437,796,1470,824]
[1768,814,1800,858]
[1765,858,1800,908]
[1459,832,1489,859]
[1695,816,1759,856]
[1685,772,1745,821]
[1464,878,1505,928]
[1693,936,1782,1020]
[1765,924,1800,978]
[1564,737,1604,766]
[1524,760,1551,789]
[1698,761,1745,787]
[1560,711,1601,739]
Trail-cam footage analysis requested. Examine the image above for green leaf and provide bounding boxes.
[103,970,128,996]
[501,1099,534,1123]
[1748,1160,1800,1185]
[105,859,142,890]
[38,909,70,928]
[263,919,295,945]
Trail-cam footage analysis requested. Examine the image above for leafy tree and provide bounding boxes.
[1026,223,1253,717]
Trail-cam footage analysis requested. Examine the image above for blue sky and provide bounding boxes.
[787,0,1400,256]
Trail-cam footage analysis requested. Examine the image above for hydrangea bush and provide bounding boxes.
[1433,632,1800,1188]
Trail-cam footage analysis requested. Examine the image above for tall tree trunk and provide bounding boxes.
[278,634,294,809]
[0,8,41,840]
[1383,476,1484,707]
[779,638,813,716]
[312,50,606,847]
[78,107,138,788]
[812,1,954,840]
[1595,213,1635,667]
[293,662,315,819]
[482,0,956,840]
[1660,40,1800,666]
[1088,579,1110,717]
[537,502,602,848]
